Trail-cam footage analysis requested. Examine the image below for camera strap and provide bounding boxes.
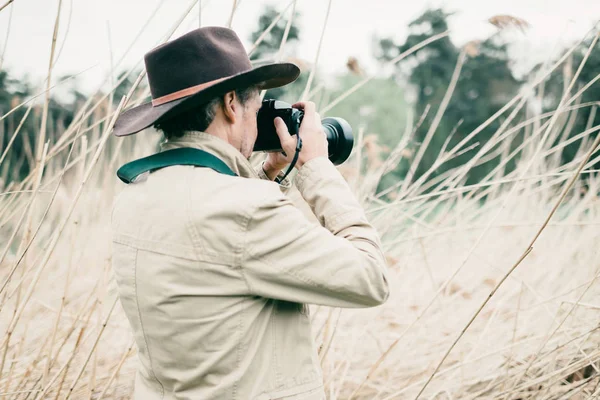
[116,147,237,184]
[275,133,303,184]
[117,142,303,186]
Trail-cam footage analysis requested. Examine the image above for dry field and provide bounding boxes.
[1,1,600,399]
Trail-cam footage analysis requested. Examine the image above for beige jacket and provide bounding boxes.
[111,131,389,400]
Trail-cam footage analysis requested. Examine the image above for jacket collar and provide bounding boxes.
[160,131,259,179]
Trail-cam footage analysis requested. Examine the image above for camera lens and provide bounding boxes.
[254,100,354,165]
[322,117,353,165]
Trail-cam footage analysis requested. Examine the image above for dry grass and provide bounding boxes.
[1,2,600,399]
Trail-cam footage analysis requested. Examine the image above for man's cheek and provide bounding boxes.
[248,117,258,140]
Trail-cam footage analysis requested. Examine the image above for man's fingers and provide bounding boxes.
[274,117,295,150]
[291,101,316,114]
[293,101,319,127]
[274,117,290,137]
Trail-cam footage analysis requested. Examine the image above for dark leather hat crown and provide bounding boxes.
[146,28,253,104]
[113,26,300,137]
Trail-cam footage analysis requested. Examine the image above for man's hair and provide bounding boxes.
[154,86,258,140]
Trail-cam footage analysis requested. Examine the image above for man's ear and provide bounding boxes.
[222,91,237,124]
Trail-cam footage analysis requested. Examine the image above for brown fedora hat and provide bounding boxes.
[113,26,300,137]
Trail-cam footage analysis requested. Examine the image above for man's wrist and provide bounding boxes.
[262,161,284,181]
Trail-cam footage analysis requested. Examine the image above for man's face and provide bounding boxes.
[237,91,262,159]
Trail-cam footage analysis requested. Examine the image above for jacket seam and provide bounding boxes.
[133,248,165,398]
[232,296,246,400]
[238,188,299,295]
[272,301,282,386]
[185,167,205,262]
[227,184,254,400]
[185,168,239,267]
[238,208,254,294]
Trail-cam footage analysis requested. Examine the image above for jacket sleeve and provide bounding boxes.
[240,157,390,308]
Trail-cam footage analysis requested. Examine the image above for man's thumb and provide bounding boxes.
[274,117,291,139]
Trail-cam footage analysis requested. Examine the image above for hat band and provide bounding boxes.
[151,76,229,106]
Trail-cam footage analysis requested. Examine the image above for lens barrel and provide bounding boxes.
[322,117,353,165]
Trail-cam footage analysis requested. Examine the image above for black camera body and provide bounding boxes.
[253,100,354,165]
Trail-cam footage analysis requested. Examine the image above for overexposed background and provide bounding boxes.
[1,0,599,92]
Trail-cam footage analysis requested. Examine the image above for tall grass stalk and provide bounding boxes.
[1,5,600,400]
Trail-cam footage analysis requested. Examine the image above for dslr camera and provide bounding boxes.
[253,100,354,165]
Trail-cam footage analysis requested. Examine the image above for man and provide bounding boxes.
[111,27,389,400]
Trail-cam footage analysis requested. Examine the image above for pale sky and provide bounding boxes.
[0,0,598,95]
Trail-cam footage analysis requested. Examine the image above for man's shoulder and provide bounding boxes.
[112,164,288,219]
[187,166,287,210]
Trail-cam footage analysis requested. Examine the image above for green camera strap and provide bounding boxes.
[116,147,237,184]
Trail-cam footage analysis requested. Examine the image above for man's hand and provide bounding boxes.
[265,101,329,174]
[263,142,291,175]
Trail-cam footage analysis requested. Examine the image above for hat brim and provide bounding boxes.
[113,62,300,137]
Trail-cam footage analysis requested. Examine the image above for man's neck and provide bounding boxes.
[205,121,236,149]
[160,131,259,179]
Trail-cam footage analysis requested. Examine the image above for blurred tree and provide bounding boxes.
[0,70,81,184]
[529,31,600,167]
[325,72,409,186]
[326,73,407,148]
[249,5,308,101]
[0,69,35,183]
[376,9,521,186]
[113,69,148,105]
[250,5,300,61]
